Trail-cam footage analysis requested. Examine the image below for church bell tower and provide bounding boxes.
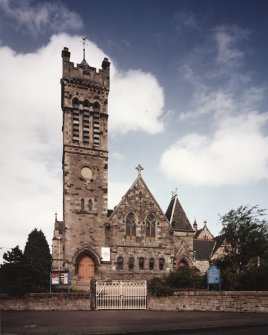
[60,43,110,280]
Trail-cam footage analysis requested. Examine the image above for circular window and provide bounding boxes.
[81,167,93,180]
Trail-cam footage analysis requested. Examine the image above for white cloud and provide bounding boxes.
[0,33,165,257]
[160,112,268,186]
[0,0,83,36]
[110,69,164,135]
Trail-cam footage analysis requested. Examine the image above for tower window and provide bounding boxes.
[72,109,80,143]
[146,213,156,238]
[93,102,100,147]
[88,199,92,211]
[83,109,90,144]
[81,198,85,211]
[126,212,136,237]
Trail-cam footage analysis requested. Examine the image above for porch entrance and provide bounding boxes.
[96,280,147,310]
[78,255,94,280]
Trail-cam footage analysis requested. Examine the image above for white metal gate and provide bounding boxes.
[96,280,147,310]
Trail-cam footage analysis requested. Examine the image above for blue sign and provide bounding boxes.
[207,266,221,284]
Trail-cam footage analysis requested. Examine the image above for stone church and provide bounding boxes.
[52,47,217,289]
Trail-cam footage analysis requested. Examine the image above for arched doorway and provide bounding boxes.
[78,255,95,280]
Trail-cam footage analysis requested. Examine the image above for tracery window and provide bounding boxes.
[146,213,156,238]
[126,212,136,237]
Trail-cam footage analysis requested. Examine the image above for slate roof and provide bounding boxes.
[165,195,194,232]
[193,239,216,260]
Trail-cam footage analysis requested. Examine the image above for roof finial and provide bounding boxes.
[55,212,58,223]
[135,164,144,176]
[81,36,87,61]
[171,187,178,197]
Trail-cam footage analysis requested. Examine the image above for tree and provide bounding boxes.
[23,228,52,292]
[0,246,26,295]
[215,205,268,290]
[0,229,52,295]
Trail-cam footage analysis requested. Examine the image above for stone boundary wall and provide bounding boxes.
[1,291,268,312]
[148,291,268,313]
[0,293,91,311]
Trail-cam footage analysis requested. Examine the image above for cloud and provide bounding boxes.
[110,69,164,135]
[0,33,165,256]
[160,112,268,186]
[0,0,83,36]
[175,10,201,32]
[214,25,249,67]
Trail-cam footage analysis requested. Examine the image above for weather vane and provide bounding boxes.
[81,36,87,61]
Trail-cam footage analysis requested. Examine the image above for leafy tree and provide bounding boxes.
[219,205,268,272]
[215,205,268,290]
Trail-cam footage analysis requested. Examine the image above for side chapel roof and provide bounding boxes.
[165,194,194,232]
[193,239,216,260]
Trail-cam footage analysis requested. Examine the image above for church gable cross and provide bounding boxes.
[135,164,144,176]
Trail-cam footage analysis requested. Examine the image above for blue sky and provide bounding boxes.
[1,0,268,258]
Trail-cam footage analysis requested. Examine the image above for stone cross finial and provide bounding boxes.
[135,164,144,176]
[171,187,178,197]
[81,36,87,60]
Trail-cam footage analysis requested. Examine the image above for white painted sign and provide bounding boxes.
[101,247,111,262]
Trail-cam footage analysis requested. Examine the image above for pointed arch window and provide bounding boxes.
[146,213,156,238]
[159,257,165,271]
[139,257,144,270]
[126,212,136,237]
[88,199,92,211]
[128,257,134,270]
[149,258,154,270]
[117,256,124,270]
[81,198,85,211]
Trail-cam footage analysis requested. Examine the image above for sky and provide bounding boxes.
[1,0,268,260]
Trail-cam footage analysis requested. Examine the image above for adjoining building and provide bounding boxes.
[52,47,219,290]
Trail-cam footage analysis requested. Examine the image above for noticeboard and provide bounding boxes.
[207,265,221,285]
[50,271,69,285]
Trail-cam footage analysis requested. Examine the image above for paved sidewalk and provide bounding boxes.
[1,310,268,334]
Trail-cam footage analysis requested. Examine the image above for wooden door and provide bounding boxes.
[78,255,94,279]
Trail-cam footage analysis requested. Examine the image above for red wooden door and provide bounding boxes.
[78,255,94,279]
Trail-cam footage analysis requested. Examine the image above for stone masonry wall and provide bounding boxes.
[148,291,268,313]
[0,293,91,311]
[1,291,268,312]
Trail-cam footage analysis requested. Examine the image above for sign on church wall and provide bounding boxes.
[101,247,111,262]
